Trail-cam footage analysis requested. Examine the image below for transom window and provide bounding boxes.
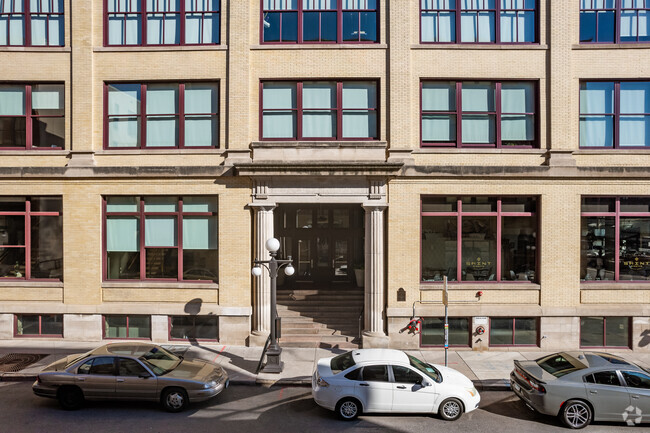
[0,0,64,46]
[580,81,650,148]
[261,0,378,44]
[420,0,537,43]
[580,316,630,348]
[581,197,650,281]
[0,84,64,150]
[15,314,63,337]
[421,196,538,282]
[0,197,63,280]
[105,0,220,46]
[421,81,536,148]
[489,317,538,346]
[105,82,219,149]
[104,196,218,281]
[580,0,650,43]
[104,315,151,339]
[261,80,377,140]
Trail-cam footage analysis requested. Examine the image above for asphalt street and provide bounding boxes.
[0,382,640,433]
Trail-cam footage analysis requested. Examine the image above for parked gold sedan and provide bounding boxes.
[32,342,228,412]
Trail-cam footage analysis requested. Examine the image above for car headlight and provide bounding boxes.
[204,380,218,389]
[466,387,478,397]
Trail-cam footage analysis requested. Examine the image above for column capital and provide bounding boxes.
[249,203,277,211]
[362,203,388,211]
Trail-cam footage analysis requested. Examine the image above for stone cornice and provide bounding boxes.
[234,161,404,176]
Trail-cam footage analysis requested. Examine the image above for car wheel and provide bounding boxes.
[161,387,189,413]
[439,397,464,421]
[57,386,84,410]
[336,398,361,420]
[561,400,592,429]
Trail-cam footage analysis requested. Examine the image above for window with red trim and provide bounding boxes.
[261,0,378,44]
[15,314,62,337]
[104,196,218,282]
[421,80,536,148]
[261,80,378,140]
[105,0,220,46]
[580,0,650,44]
[0,0,64,46]
[105,82,218,149]
[580,316,630,348]
[420,317,470,347]
[421,196,538,283]
[0,197,63,280]
[104,315,151,339]
[489,317,538,346]
[169,315,218,340]
[0,84,64,150]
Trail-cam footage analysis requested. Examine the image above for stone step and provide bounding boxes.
[281,328,355,337]
[276,304,361,312]
[279,334,356,344]
[278,289,363,296]
[278,340,360,349]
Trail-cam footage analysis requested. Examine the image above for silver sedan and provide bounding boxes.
[510,351,649,429]
[33,342,228,412]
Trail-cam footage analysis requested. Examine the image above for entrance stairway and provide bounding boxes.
[276,286,364,349]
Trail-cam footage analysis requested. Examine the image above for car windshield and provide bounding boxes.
[408,354,441,383]
[331,351,356,374]
[138,346,181,376]
[536,353,586,378]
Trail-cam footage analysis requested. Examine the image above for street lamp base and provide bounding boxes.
[261,346,284,374]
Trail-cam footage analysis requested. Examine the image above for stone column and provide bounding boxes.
[362,204,388,348]
[250,203,276,345]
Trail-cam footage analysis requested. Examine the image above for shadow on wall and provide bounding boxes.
[639,329,650,348]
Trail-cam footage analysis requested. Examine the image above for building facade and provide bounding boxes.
[0,1,648,353]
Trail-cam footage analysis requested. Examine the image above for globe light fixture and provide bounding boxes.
[284,263,295,276]
[265,237,280,253]
[251,265,262,277]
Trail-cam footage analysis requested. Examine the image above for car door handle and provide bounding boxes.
[396,385,407,389]
[360,383,370,387]
[632,395,640,399]
[116,379,125,383]
[76,377,85,382]
[589,390,597,395]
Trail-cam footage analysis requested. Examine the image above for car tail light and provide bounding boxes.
[515,368,546,394]
[317,376,330,388]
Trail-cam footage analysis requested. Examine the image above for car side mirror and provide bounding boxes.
[139,372,152,378]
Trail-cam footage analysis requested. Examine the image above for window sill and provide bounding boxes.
[251,43,387,50]
[0,46,70,52]
[575,149,650,155]
[103,281,218,289]
[573,43,650,50]
[94,45,228,52]
[251,140,386,148]
[95,149,225,156]
[0,150,68,156]
[420,282,540,290]
[414,148,546,154]
[0,280,63,288]
[580,282,650,290]
[411,43,547,50]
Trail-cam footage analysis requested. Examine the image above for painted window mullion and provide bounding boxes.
[178,198,183,281]
[456,199,462,281]
[179,83,185,148]
[140,197,146,279]
[496,199,502,281]
[141,84,147,149]
[615,198,621,281]
[457,82,463,147]
[297,81,303,139]
[614,81,620,148]
[496,82,502,148]
[25,84,32,149]
[25,198,31,279]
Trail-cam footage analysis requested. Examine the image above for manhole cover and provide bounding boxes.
[0,354,47,372]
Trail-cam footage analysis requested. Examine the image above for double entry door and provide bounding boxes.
[275,205,363,287]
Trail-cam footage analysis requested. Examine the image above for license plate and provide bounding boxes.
[513,382,521,392]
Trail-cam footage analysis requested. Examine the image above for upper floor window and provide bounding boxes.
[0,83,64,150]
[580,81,650,148]
[104,196,218,282]
[421,80,536,148]
[581,196,650,281]
[0,196,63,280]
[580,0,650,43]
[105,0,220,46]
[105,82,218,149]
[421,196,538,283]
[0,0,64,46]
[420,0,537,44]
[261,80,377,140]
[261,0,378,44]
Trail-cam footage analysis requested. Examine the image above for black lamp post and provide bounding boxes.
[252,238,294,373]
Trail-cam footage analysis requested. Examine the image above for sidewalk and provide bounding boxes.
[1,341,648,391]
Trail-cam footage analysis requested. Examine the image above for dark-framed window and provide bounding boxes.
[261,80,378,140]
[580,316,630,348]
[421,80,536,148]
[0,197,63,280]
[105,0,220,46]
[580,81,650,149]
[0,83,64,150]
[103,315,151,339]
[421,196,538,282]
[489,317,538,346]
[581,197,650,281]
[420,317,470,347]
[169,315,218,340]
[261,0,378,44]
[420,0,537,44]
[580,0,650,44]
[14,314,62,337]
[0,0,64,46]
[104,82,219,149]
[103,196,218,282]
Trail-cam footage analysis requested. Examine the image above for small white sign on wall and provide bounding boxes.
[474,317,488,325]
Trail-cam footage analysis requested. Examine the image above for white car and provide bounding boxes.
[312,349,480,420]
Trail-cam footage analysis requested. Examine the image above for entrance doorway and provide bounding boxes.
[275,204,364,289]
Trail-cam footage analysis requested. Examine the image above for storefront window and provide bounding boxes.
[489,317,537,346]
[15,314,62,336]
[580,316,630,348]
[104,315,151,339]
[421,317,470,346]
[169,315,218,340]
